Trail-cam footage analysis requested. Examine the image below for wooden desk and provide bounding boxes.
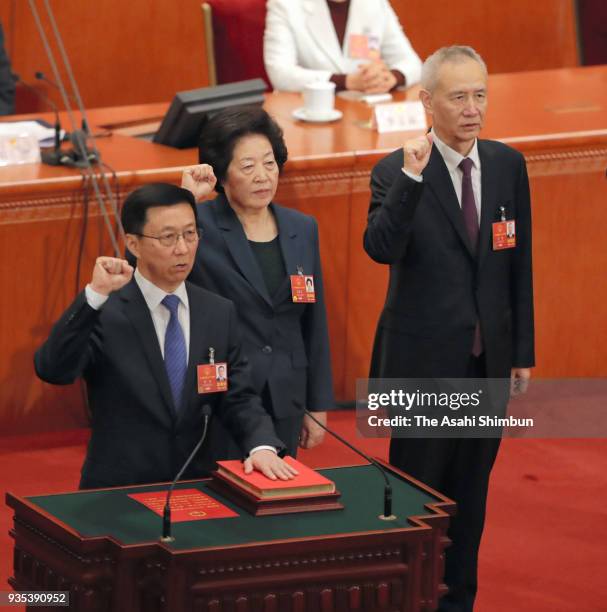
[1,66,606,433]
[7,463,454,612]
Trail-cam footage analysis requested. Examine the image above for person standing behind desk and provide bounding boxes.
[364,46,534,611]
[183,107,334,459]
[264,0,421,93]
[35,183,296,489]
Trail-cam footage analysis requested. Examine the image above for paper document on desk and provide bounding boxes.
[0,120,64,146]
[0,133,40,166]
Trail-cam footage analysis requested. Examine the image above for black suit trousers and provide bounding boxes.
[389,356,501,612]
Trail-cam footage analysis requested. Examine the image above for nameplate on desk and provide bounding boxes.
[373,101,427,134]
[0,133,41,166]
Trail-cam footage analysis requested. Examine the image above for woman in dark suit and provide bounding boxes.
[182,107,333,457]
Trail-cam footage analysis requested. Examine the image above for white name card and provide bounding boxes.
[0,134,41,167]
[374,101,427,134]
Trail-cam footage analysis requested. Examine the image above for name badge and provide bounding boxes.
[492,220,516,250]
[291,274,316,303]
[197,362,228,393]
[348,33,380,60]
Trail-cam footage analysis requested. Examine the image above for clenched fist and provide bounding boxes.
[402,133,433,176]
[181,164,217,204]
[90,257,133,296]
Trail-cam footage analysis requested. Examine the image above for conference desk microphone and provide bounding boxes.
[64,128,99,169]
[304,410,396,521]
[12,73,64,165]
[160,405,212,544]
[35,70,89,134]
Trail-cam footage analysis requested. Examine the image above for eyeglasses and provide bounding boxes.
[136,228,201,247]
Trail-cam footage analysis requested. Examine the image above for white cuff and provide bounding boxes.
[85,284,110,310]
[249,445,278,457]
[402,168,423,182]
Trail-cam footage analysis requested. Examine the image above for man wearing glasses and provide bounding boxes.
[35,183,295,489]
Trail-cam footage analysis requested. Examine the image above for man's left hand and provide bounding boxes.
[244,450,298,480]
[299,411,327,449]
[510,367,531,396]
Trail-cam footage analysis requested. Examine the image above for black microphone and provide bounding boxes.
[160,405,212,543]
[35,70,88,133]
[12,72,63,165]
[65,128,98,168]
[304,410,396,521]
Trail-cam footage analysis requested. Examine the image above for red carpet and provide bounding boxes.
[2,413,606,611]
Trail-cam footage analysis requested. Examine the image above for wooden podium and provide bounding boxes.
[6,462,455,612]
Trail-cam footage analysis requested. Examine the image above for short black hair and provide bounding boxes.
[198,107,288,194]
[121,183,197,234]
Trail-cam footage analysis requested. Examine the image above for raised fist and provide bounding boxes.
[181,164,217,203]
[90,257,133,296]
[402,133,433,176]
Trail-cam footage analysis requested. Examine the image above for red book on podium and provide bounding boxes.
[210,456,343,516]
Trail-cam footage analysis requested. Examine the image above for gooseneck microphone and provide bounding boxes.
[35,70,88,133]
[161,405,212,543]
[12,73,63,164]
[304,410,396,521]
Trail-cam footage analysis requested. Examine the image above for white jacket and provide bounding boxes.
[264,0,421,92]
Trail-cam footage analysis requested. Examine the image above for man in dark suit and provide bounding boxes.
[35,183,295,489]
[364,46,534,611]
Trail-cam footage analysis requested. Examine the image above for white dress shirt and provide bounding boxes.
[432,131,482,223]
[85,269,190,361]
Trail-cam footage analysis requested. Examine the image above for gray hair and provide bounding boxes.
[421,46,487,91]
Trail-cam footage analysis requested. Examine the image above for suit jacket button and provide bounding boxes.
[262,345,272,354]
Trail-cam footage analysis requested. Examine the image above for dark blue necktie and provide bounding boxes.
[459,157,483,356]
[161,294,187,410]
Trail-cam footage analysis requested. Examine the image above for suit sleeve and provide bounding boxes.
[363,152,425,264]
[34,292,101,385]
[302,218,334,411]
[378,1,422,87]
[218,302,286,454]
[264,0,332,91]
[510,155,535,367]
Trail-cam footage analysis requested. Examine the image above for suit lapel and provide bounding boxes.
[274,204,300,301]
[215,194,273,307]
[119,281,176,422]
[477,140,498,272]
[178,283,210,422]
[423,146,475,258]
[304,0,346,72]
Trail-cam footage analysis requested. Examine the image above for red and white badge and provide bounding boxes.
[198,348,228,393]
[492,220,516,250]
[291,274,316,303]
[348,33,381,60]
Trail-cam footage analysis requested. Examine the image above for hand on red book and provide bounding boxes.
[244,450,299,481]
